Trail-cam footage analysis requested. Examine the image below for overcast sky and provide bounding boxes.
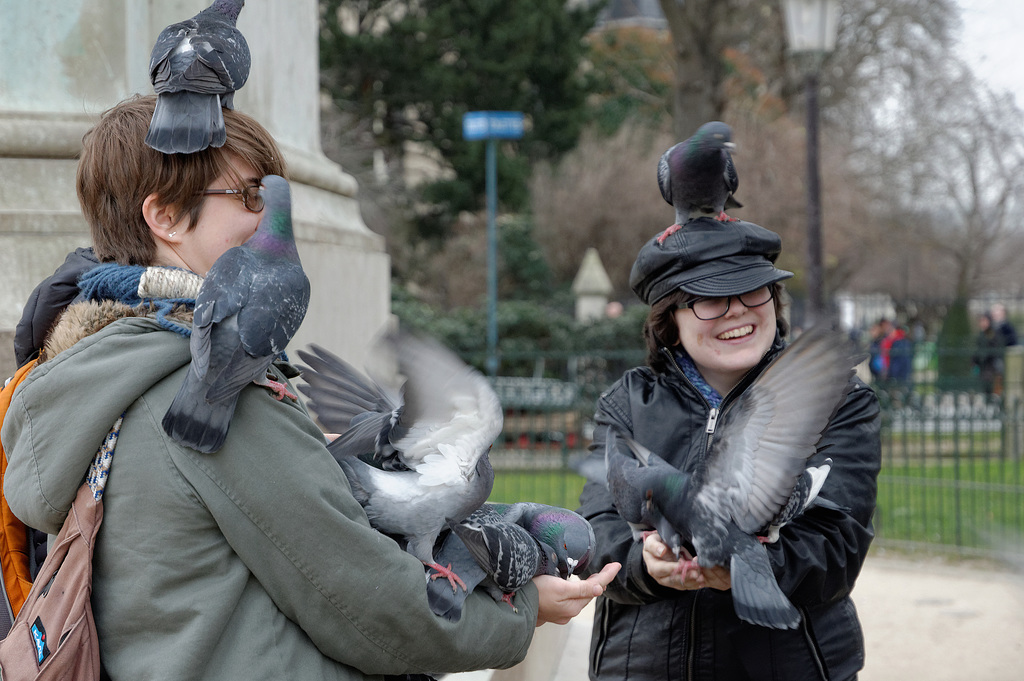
[956,0,1024,106]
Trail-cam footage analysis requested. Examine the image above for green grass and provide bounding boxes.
[876,460,1024,552]
[487,463,1024,557]
[489,470,588,510]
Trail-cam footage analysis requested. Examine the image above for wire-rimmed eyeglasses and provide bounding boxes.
[677,286,773,321]
[202,184,264,213]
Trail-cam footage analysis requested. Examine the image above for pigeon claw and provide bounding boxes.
[656,224,683,245]
[256,374,298,401]
[427,562,468,593]
[674,557,705,586]
[501,592,518,612]
[716,211,739,222]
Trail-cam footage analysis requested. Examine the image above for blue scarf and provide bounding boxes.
[673,349,723,408]
[77,263,196,338]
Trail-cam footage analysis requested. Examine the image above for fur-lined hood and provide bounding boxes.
[42,299,192,363]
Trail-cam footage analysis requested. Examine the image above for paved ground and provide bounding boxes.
[446,551,1024,681]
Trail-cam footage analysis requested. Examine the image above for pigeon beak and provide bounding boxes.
[724,141,737,153]
[564,556,579,578]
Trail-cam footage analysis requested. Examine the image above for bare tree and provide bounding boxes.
[859,55,1024,302]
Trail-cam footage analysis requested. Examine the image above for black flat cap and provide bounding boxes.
[630,217,793,305]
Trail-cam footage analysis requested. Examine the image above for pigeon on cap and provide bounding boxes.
[630,217,793,306]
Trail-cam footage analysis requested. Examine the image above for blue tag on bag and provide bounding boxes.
[31,616,50,664]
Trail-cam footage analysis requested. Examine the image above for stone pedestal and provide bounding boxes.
[0,0,390,376]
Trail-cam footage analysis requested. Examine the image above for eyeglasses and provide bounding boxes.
[678,286,773,321]
[202,184,264,213]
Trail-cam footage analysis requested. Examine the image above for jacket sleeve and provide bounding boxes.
[177,380,538,676]
[577,377,680,606]
[766,379,881,606]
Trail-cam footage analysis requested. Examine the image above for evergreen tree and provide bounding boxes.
[320,0,602,235]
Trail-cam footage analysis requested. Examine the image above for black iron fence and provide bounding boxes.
[483,347,1024,561]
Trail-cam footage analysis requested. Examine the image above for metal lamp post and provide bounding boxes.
[781,0,839,327]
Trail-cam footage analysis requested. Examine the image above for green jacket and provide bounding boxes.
[2,301,536,680]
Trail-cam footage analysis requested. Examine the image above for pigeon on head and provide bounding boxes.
[657,121,742,225]
[146,0,250,154]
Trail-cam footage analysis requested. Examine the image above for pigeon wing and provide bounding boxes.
[699,327,862,535]
[296,344,402,462]
[388,333,503,476]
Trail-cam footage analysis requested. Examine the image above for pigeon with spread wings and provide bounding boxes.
[603,326,862,629]
[296,337,501,590]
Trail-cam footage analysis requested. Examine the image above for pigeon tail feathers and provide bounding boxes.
[146,91,225,154]
[162,368,239,453]
[728,541,800,630]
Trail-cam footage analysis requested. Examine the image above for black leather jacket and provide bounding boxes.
[578,336,881,681]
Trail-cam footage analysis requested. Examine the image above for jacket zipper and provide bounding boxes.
[660,345,778,679]
[705,407,719,434]
[800,606,830,680]
[661,348,710,680]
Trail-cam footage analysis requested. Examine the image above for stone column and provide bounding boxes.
[0,0,390,375]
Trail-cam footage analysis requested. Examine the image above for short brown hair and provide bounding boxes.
[643,282,789,373]
[77,94,286,265]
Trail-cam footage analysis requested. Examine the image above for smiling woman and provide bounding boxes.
[576,214,882,681]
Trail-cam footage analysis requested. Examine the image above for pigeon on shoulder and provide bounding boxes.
[162,175,309,454]
[657,121,742,225]
[146,0,250,154]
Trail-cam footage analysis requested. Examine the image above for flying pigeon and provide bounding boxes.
[657,121,742,225]
[296,337,502,589]
[601,326,863,629]
[426,502,595,620]
[145,0,250,154]
[162,174,310,454]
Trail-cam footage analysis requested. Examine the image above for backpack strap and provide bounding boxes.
[0,359,39,635]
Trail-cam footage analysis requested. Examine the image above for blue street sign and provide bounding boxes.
[462,111,525,141]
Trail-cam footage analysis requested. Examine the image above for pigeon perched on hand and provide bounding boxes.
[430,519,554,618]
[146,0,250,154]
[657,121,742,225]
[162,175,309,454]
[601,326,863,630]
[296,337,502,590]
[426,502,596,620]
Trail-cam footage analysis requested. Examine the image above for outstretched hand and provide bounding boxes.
[533,562,620,626]
[642,532,730,592]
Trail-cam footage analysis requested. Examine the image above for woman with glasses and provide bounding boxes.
[3,94,617,681]
[577,218,881,680]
